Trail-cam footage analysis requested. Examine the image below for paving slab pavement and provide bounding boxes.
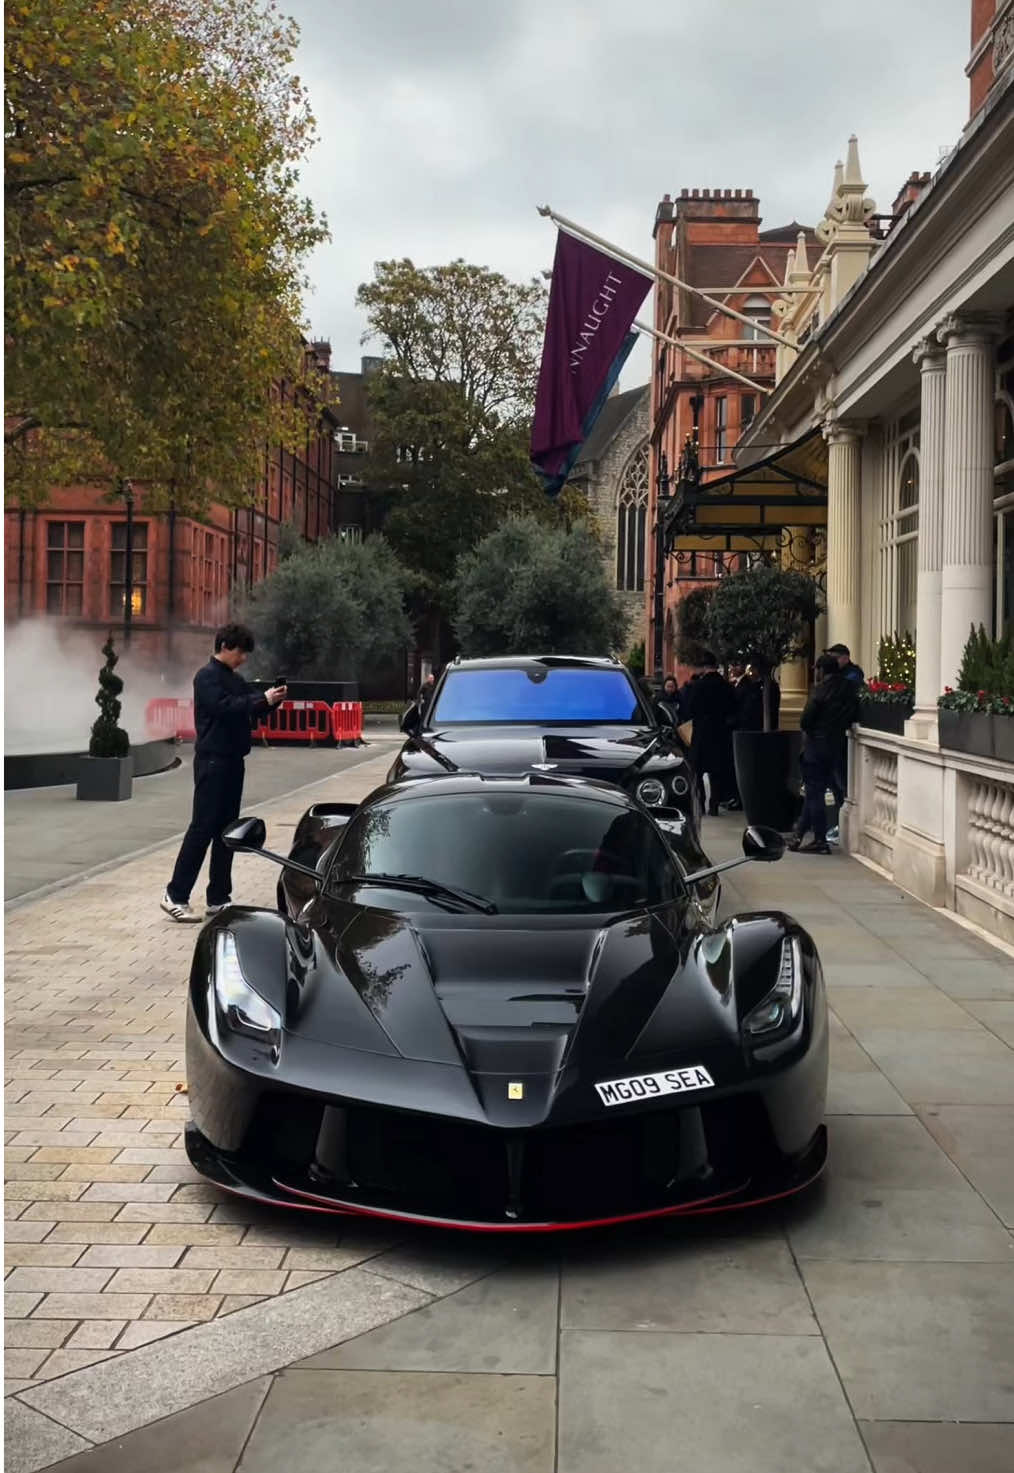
[4,734,400,902]
[5,799,1014,1472]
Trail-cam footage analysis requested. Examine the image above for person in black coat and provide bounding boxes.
[161,624,286,922]
[788,654,859,854]
[686,656,737,816]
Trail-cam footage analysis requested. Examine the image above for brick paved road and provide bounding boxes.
[5,750,405,1388]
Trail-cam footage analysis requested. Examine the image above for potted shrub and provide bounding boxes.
[858,633,914,733]
[706,564,821,830]
[937,625,1012,760]
[858,680,914,734]
[77,633,133,801]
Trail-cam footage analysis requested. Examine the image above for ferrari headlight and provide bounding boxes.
[743,936,803,1038]
[214,932,282,1046]
[637,778,666,807]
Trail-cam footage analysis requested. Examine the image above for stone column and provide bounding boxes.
[823,421,863,659]
[907,338,947,742]
[938,313,1000,689]
[779,526,814,727]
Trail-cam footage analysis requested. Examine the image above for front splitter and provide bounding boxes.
[187,1121,828,1233]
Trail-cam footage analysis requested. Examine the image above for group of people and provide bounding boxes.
[654,641,864,853]
[654,657,779,817]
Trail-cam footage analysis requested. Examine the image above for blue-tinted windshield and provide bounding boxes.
[430,667,645,724]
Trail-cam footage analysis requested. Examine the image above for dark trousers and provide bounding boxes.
[797,746,837,843]
[167,755,245,905]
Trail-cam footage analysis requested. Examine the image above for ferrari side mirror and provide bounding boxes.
[222,816,322,883]
[222,817,266,852]
[742,825,785,863]
[400,705,422,735]
[683,823,786,887]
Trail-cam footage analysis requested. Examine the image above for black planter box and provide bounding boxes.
[76,756,133,802]
[992,716,1014,764]
[858,700,912,735]
[938,709,994,759]
[733,730,803,831]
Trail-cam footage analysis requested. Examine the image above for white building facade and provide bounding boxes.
[736,72,1014,943]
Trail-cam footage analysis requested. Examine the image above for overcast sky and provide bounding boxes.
[286,0,969,388]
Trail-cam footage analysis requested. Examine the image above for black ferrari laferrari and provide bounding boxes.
[185,774,828,1231]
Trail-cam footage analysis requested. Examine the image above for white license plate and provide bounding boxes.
[595,1066,715,1107]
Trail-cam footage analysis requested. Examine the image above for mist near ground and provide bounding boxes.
[4,622,191,754]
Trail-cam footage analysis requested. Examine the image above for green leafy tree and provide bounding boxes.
[5,0,328,511]
[707,565,822,730]
[88,633,129,757]
[675,585,718,668]
[356,259,562,639]
[626,640,645,677]
[241,535,412,681]
[452,517,629,657]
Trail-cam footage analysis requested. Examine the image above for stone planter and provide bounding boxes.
[857,700,912,735]
[938,709,994,759]
[76,755,133,802]
[992,716,1014,764]
[733,730,803,831]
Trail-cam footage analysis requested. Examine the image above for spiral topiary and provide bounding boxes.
[88,633,130,759]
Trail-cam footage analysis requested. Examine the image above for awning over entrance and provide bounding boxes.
[664,428,828,555]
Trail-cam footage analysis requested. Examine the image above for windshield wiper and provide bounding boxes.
[406,732,460,772]
[339,872,498,914]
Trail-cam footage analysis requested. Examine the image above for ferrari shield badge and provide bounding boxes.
[508,1082,524,1100]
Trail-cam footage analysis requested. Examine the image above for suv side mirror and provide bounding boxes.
[742,825,785,863]
[653,702,675,728]
[223,817,266,852]
[400,705,422,735]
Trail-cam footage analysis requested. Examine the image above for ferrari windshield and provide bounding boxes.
[330,792,682,915]
[430,667,645,725]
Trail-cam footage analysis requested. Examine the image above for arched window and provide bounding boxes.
[742,294,772,342]
[616,443,648,592]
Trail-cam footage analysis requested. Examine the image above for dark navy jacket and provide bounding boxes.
[193,659,269,760]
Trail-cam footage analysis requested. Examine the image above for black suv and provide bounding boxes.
[391,655,701,835]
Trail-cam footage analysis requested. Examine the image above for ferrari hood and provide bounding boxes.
[291,903,735,1127]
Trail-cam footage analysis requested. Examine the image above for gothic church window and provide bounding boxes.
[616,442,648,592]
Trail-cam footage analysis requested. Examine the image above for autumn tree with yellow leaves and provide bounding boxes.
[5,0,328,511]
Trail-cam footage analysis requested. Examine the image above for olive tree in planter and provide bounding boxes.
[707,565,821,829]
[77,634,133,801]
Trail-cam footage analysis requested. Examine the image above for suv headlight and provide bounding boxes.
[671,774,690,799]
[636,778,666,807]
[743,936,803,1038]
[214,932,282,1048]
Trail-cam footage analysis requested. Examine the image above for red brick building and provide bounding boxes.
[968,0,1013,117]
[5,342,341,676]
[646,189,821,679]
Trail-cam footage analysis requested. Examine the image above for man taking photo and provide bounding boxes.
[161,624,286,923]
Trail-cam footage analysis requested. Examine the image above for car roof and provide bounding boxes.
[441,656,626,672]
[365,772,640,810]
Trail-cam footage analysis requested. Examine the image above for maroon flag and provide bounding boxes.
[531,231,652,495]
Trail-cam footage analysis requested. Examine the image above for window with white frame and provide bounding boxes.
[878,408,920,646]
[742,294,772,342]
[616,443,648,592]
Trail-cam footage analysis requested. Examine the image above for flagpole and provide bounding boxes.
[633,319,773,396]
[538,205,795,350]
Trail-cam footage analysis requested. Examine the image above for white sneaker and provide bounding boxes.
[205,902,230,918]
[160,891,202,923]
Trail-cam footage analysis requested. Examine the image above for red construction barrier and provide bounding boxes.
[332,701,363,746]
[254,699,333,744]
[145,698,196,741]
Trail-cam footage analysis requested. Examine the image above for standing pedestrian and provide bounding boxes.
[161,625,286,922]
[656,675,682,727]
[823,643,863,834]
[788,653,859,854]
[686,655,737,816]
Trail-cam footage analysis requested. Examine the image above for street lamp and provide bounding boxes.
[652,450,671,684]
